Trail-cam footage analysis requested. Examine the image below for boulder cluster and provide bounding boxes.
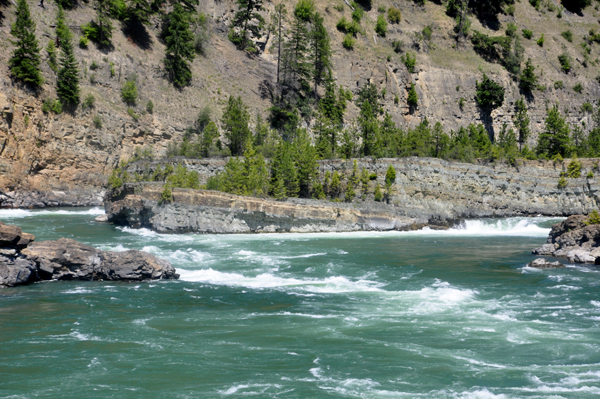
[532,215,600,264]
[0,221,178,287]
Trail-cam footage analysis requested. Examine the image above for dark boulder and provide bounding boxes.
[0,254,38,287]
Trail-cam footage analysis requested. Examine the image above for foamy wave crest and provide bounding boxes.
[177,268,384,293]
[447,217,561,237]
[0,207,104,219]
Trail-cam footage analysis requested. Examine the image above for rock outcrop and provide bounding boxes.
[526,258,565,269]
[0,222,178,287]
[533,215,600,264]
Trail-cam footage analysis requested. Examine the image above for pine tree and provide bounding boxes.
[94,0,114,48]
[271,3,287,85]
[9,0,43,87]
[230,0,265,52]
[55,6,70,48]
[57,23,80,105]
[514,98,530,151]
[311,12,331,99]
[407,82,419,107]
[280,14,311,103]
[519,58,538,92]
[537,105,572,158]
[222,96,252,156]
[163,4,195,88]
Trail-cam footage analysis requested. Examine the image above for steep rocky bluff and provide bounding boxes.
[1,1,600,198]
[533,214,600,263]
[106,157,600,233]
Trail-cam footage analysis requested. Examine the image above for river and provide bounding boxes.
[1,209,599,398]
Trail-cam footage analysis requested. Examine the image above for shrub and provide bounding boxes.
[587,171,594,179]
[93,114,102,128]
[582,102,593,113]
[342,33,355,49]
[146,100,154,114]
[567,159,581,178]
[557,176,567,188]
[529,0,541,10]
[127,107,139,121]
[46,40,58,72]
[336,17,350,31]
[160,186,173,204]
[392,40,404,53]
[422,26,432,41]
[407,83,418,106]
[394,95,399,104]
[79,35,89,48]
[294,0,315,22]
[554,80,564,90]
[561,30,573,42]
[558,53,571,73]
[522,29,533,40]
[458,97,465,110]
[351,4,364,22]
[403,52,416,73]
[378,5,385,13]
[82,93,95,109]
[388,7,401,23]
[42,99,52,114]
[110,62,115,77]
[588,209,600,224]
[90,61,99,70]
[375,15,387,37]
[121,80,138,105]
[506,23,517,37]
[573,83,583,93]
[537,34,544,47]
[374,183,383,201]
[505,4,515,15]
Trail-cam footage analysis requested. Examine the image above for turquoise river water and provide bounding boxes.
[0,208,599,398]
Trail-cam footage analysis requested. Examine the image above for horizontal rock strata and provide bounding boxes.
[0,222,178,287]
[533,215,600,264]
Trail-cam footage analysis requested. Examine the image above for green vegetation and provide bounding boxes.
[573,83,583,93]
[82,94,95,109]
[558,53,572,73]
[537,34,544,47]
[537,105,571,158]
[93,114,102,128]
[46,41,58,73]
[79,35,89,49]
[522,29,533,40]
[56,21,80,105]
[388,7,401,23]
[343,34,355,49]
[476,74,504,110]
[229,0,265,52]
[121,80,138,105]
[554,80,564,90]
[222,96,252,156]
[587,209,600,224]
[407,83,418,107]
[146,100,154,114]
[163,4,195,87]
[375,15,387,37]
[519,58,538,92]
[9,0,43,87]
[561,30,573,42]
[403,53,416,73]
[567,158,581,178]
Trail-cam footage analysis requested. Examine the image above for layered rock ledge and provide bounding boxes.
[533,215,600,264]
[0,221,178,288]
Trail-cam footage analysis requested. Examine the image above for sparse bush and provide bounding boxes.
[558,53,571,73]
[407,83,418,106]
[378,5,386,13]
[392,40,404,53]
[375,15,387,37]
[573,83,583,93]
[506,23,517,37]
[587,209,600,224]
[160,186,173,204]
[522,29,533,40]
[403,52,416,73]
[295,0,315,22]
[46,40,58,72]
[505,4,515,15]
[587,171,594,179]
[422,26,432,41]
[43,98,62,114]
[90,61,99,70]
[561,30,573,42]
[529,0,541,10]
[554,80,564,90]
[342,33,355,49]
[458,97,465,110]
[79,35,89,48]
[110,62,115,77]
[351,4,364,22]
[146,100,154,114]
[582,102,593,113]
[374,183,383,201]
[388,7,401,23]
[121,80,138,105]
[127,107,139,121]
[567,159,581,178]
[394,95,399,105]
[537,34,544,47]
[557,176,567,188]
[82,93,95,109]
[93,114,102,128]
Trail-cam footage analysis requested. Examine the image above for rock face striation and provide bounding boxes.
[0,221,178,287]
[533,215,600,264]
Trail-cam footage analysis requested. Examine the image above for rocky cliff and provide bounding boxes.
[1,1,600,200]
[107,156,600,234]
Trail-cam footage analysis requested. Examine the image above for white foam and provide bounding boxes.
[177,268,384,293]
[63,287,93,294]
[446,217,560,237]
[591,301,600,307]
[0,207,104,219]
[453,389,508,399]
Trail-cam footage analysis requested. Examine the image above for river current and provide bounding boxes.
[1,208,599,398]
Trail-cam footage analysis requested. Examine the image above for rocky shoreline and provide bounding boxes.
[532,215,600,264]
[0,189,104,209]
[0,221,178,288]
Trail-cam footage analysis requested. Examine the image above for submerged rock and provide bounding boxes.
[0,222,178,287]
[527,258,565,269]
[532,215,600,264]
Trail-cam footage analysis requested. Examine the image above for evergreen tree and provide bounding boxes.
[222,96,252,156]
[319,71,347,125]
[201,121,219,157]
[407,82,418,107]
[311,12,331,99]
[229,0,265,52]
[93,0,114,48]
[519,58,538,92]
[280,13,311,104]
[270,141,299,197]
[537,105,572,158]
[55,6,70,48]
[476,73,504,110]
[163,4,195,88]
[295,131,318,197]
[271,3,287,85]
[57,23,80,105]
[359,101,380,157]
[514,98,530,151]
[9,0,43,87]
